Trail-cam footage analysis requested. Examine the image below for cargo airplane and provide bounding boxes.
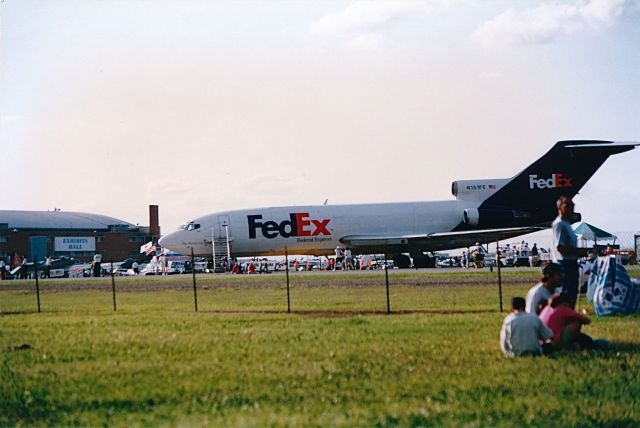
[159,141,637,268]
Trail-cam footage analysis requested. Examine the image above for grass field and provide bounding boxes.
[1,269,639,427]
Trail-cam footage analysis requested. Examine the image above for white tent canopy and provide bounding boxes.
[572,222,617,245]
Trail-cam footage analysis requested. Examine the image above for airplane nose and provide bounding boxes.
[158,234,174,249]
[158,231,196,255]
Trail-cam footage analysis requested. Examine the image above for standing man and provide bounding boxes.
[344,247,353,271]
[92,253,102,278]
[334,246,343,270]
[551,196,589,306]
[530,243,539,267]
[20,257,28,279]
[44,255,52,278]
[472,242,485,268]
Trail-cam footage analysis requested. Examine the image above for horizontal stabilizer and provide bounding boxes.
[564,141,639,149]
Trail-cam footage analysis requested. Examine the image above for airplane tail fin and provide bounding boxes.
[465,140,637,228]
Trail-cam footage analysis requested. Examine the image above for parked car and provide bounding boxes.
[437,257,461,268]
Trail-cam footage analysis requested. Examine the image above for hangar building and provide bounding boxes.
[0,205,160,263]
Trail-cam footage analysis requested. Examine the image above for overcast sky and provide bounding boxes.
[1,0,639,237]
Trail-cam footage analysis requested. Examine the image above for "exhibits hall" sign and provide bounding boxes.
[54,237,96,252]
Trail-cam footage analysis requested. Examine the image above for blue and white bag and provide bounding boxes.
[585,256,640,316]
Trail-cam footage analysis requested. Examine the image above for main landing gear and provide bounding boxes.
[392,254,411,269]
[391,253,436,269]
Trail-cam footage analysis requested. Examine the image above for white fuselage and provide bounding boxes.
[158,141,640,258]
[159,199,474,257]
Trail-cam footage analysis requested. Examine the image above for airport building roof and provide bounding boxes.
[0,210,138,231]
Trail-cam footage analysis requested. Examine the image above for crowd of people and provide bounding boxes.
[458,241,543,269]
[227,258,273,274]
[228,246,382,275]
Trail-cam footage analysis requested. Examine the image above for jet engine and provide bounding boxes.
[463,208,480,226]
[451,179,509,202]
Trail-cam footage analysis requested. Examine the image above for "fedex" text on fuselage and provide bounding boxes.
[248,213,331,239]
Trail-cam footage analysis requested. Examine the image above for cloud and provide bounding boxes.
[0,114,27,125]
[478,71,504,80]
[472,0,634,48]
[0,114,29,140]
[310,0,452,50]
[345,33,382,50]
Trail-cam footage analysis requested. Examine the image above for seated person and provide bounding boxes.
[525,263,564,314]
[500,297,554,358]
[539,293,593,350]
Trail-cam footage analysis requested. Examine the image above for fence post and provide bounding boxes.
[110,260,117,311]
[34,260,41,313]
[191,248,198,312]
[285,247,291,313]
[496,239,503,312]
[385,265,391,314]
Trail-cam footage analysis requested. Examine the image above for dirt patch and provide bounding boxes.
[294,308,497,318]
[195,308,498,318]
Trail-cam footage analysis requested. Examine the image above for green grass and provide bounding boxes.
[1,270,639,427]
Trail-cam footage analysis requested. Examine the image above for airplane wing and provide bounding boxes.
[340,226,546,252]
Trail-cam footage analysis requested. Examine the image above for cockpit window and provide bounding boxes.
[179,222,201,231]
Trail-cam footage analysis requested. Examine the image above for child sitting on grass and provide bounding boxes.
[500,297,554,358]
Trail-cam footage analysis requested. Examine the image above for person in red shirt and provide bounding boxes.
[247,262,256,274]
[539,293,593,350]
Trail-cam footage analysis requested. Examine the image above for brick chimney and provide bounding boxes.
[149,205,160,238]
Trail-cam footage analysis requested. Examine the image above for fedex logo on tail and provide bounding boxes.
[248,213,331,239]
[528,173,573,189]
